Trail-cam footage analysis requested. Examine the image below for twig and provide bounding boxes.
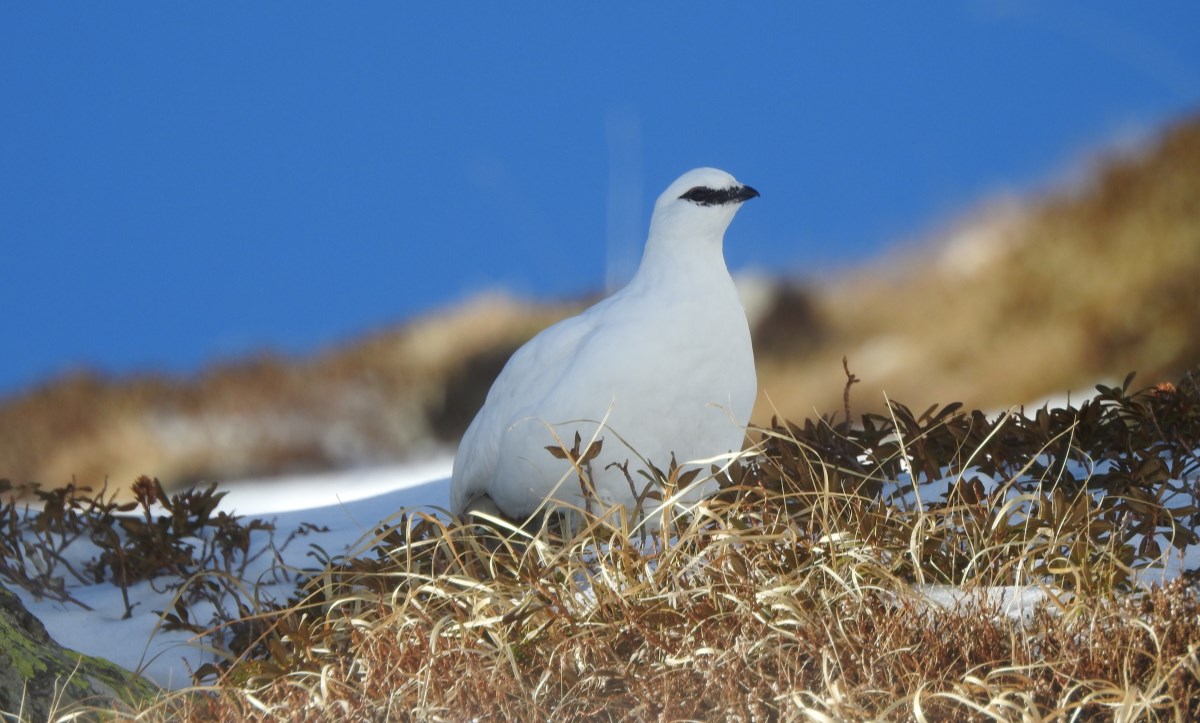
[842,355,860,427]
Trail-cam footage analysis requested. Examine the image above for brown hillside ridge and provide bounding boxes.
[2,115,1198,495]
[0,295,580,497]
[753,114,1200,422]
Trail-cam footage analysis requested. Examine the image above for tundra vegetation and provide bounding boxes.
[3,368,1198,720]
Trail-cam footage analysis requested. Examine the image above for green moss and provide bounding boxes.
[1,587,159,717]
[0,612,50,680]
[69,648,160,704]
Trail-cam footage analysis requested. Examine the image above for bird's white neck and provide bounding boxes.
[629,226,732,292]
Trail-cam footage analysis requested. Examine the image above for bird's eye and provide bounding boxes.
[680,186,719,205]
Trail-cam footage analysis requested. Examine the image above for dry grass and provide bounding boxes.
[138,575,1200,722]
[128,511,1199,720]
[72,371,1197,722]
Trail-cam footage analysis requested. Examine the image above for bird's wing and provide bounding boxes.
[450,299,611,512]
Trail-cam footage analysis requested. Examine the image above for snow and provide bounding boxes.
[216,455,455,516]
[912,584,1052,623]
[878,449,1200,583]
[10,457,453,689]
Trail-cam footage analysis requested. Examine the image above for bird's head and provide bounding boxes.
[649,168,759,242]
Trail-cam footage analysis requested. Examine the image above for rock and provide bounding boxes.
[0,582,158,720]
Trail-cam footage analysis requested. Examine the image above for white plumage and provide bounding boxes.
[450,168,759,522]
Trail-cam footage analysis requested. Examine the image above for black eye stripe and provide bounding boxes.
[679,185,759,206]
[679,186,723,205]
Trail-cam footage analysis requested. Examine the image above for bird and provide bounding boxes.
[450,167,759,525]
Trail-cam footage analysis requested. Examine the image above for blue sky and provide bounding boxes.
[2,3,1198,395]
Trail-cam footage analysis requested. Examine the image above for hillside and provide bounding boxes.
[755,116,1200,419]
[2,115,1198,494]
[0,297,577,493]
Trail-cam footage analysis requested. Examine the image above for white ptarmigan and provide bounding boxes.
[450,168,759,523]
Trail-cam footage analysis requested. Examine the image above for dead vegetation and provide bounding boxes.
[6,367,1195,720]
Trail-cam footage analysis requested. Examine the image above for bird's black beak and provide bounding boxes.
[734,185,760,203]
